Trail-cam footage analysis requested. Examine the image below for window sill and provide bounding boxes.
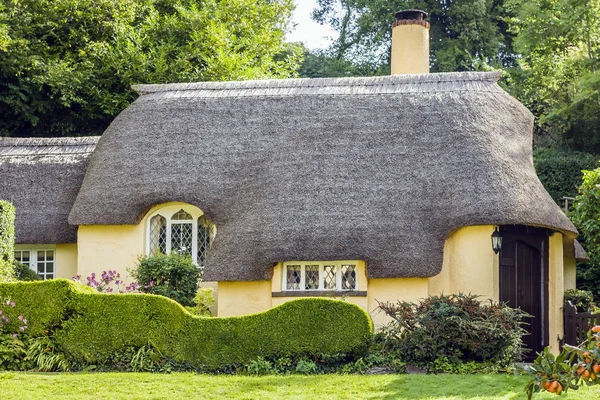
[272,290,367,297]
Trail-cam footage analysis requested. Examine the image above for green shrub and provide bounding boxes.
[377,293,528,367]
[564,288,595,312]
[186,288,216,316]
[0,200,15,282]
[132,253,199,306]
[0,280,373,371]
[12,261,41,281]
[533,147,599,204]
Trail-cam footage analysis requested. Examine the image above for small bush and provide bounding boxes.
[0,200,15,282]
[378,293,528,367]
[12,261,41,281]
[564,289,596,312]
[186,288,216,316]
[295,358,318,374]
[132,253,199,306]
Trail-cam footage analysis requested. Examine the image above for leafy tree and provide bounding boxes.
[0,0,300,137]
[310,0,517,74]
[505,0,600,152]
[570,167,600,300]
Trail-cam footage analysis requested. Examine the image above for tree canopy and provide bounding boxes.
[0,0,300,137]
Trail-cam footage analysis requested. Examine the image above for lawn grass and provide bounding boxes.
[1,372,600,399]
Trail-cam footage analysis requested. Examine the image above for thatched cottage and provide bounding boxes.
[0,11,587,357]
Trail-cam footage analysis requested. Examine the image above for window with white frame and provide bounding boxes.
[147,205,216,267]
[14,249,55,280]
[283,262,357,291]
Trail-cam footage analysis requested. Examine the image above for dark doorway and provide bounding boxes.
[499,225,550,361]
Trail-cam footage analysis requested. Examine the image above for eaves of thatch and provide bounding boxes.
[69,72,577,281]
[0,137,99,244]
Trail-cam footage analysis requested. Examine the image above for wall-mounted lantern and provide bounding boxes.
[491,227,502,254]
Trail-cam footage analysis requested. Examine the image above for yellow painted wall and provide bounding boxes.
[76,201,203,281]
[391,24,429,74]
[548,232,564,354]
[77,224,144,281]
[217,281,272,316]
[55,243,78,279]
[563,256,577,291]
[367,278,429,328]
[429,225,498,302]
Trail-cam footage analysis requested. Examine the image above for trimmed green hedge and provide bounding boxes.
[0,280,373,370]
[533,147,599,203]
[0,200,16,281]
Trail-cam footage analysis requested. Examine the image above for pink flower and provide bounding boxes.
[12,333,17,338]
[18,315,23,321]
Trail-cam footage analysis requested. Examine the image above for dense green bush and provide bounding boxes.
[132,253,199,307]
[0,200,16,282]
[533,147,599,204]
[12,261,41,281]
[377,293,528,367]
[0,280,372,371]
[564,288,595,312]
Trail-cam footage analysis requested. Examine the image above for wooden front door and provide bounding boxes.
[499,225,549,361]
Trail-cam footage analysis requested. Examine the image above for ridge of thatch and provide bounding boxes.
[70,72,575,281]
[133,71,503,98]
[0,137,99,244]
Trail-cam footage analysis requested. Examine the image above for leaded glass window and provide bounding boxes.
[149,215,167,255]
[286,265,301,290]
[283,262,359,291]
[147,206,216,267]
[341,264,357,290]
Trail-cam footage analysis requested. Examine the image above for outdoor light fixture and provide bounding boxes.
[491,228,502,254]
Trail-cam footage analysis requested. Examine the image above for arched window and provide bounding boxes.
[147,205,216,267]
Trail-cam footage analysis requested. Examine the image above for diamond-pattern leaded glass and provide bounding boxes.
[171,223,193,256]
[149,215,167,255]
[305,265,319,289]
[323,265,336,289]
[172,209,193,220]
[286,265,301,290]
[341,265,357,290]
[197,215,214,266]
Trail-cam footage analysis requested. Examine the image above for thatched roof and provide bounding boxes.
[574,240,589,262]
[0,137,98,244]
[70,72,576,280]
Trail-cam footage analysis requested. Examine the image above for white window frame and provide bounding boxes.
[14,246,56,280]
[146,204,215,266]
[282,261,358,291]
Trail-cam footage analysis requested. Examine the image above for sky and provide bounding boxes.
[285,0,336,50]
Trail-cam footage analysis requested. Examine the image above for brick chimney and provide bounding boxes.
[391,10,430,74]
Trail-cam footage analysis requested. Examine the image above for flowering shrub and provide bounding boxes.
[0,297,27,337]
[0,297,30,371]
[72,270,150,293]
[524,325,600,398]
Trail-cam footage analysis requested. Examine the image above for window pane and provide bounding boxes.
[171,223,193,256]
[305,265,319,290]
[37,263,45,274]
[286,265,301,290]
[341,265,357,290]
[324,266,336,290]
[46,251,54,261]
[172,209,193,220]
[21,251,30,263]
[150,215,167,255]
[38,251,46,261]
[46,263,54,273]
[197,216,213,266]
